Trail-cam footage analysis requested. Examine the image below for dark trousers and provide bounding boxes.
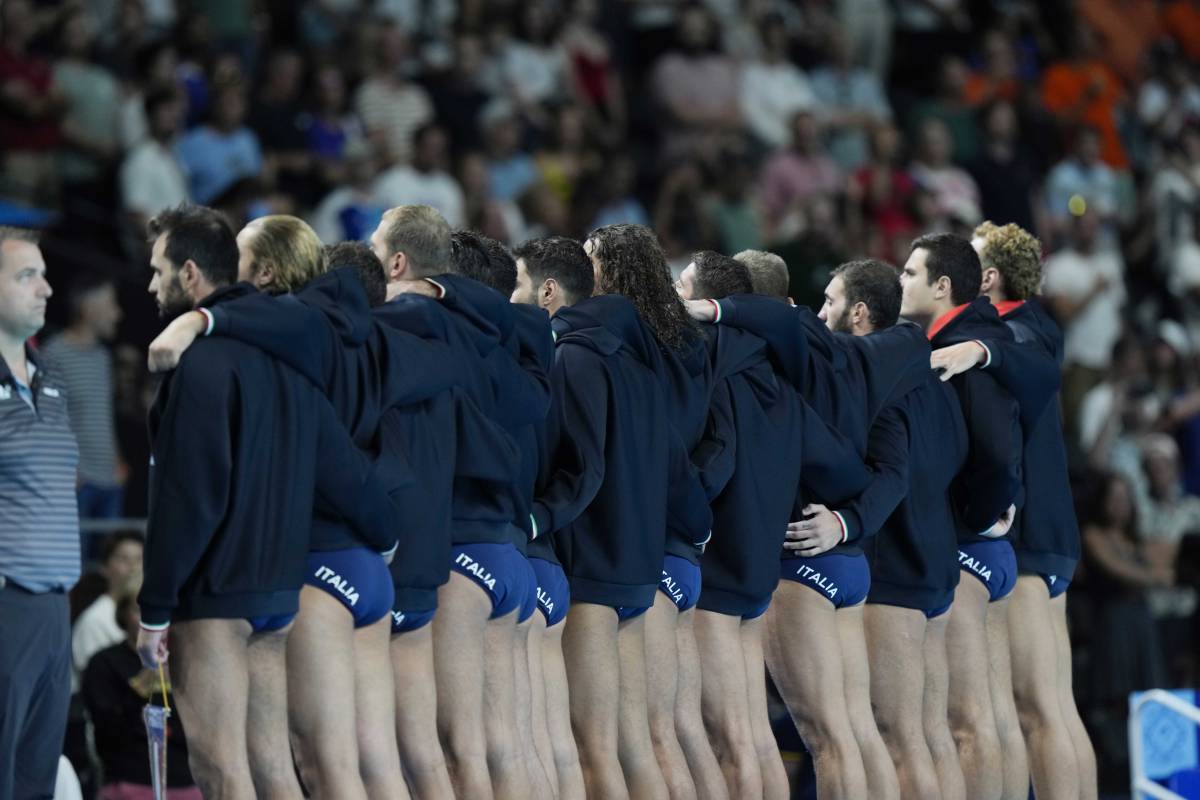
[0,587,70,800]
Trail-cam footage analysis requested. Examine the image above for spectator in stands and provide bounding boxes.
[374,123,465,227]
[81,593,201,800]
[651,5,741,157]
[850,123,916,262]
[706,144,765,255]
[561,0,626,141]
[906,55,980,164]
[1042,211,1128,439]
[354,20,434,165]
[1164,0,1200,62]
[535,103,599,208]
[310,142,386,244]
[174,80,263,205]
[1079,335,1156,477]
[585,154,649,231]
[1150,128,1200,274]
[492,0,571,113]
[969,100,1038,233]
[72,533,143,683]
[809,28,893,171]
[1137,44,1200,145]
[120,89,189,234]
[1078,0,1160,87]
[482,101,538,204]
[307,64,365,193]
[1040,25,1128,170]
[52,8,121,191]
[250,48,315,206]
[740,14,816,151]
[909,117,981,230]
[43,275,126,520]
[459,150,526,244]
[760,109,843,242]
[962,29,1021,108]
[1044,126,1124,247]
[654,158,716,263]
[424,33,492,156]
[117,39,179,150]
[0,0,66,205]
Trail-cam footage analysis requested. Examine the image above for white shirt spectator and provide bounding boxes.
[1042,246,1126,370]
[71,594,123,686]
[373,166,465,228]
[354,78,434,164]
[741,61,817,149]
[120,139,189,218]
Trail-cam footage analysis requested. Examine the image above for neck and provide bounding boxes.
[0,333,27,376]
[923,300,957,331]
[984,287,1006,306]
[191,278,220,306]
[545,295,568,317]
[63,322,97,347]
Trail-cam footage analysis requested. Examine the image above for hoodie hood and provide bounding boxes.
[298,267,373,347]
[707,324,771,382]
[433,273,516,357]
[552,294,663,369]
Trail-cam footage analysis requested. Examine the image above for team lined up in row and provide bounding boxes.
[135,203,1095,800]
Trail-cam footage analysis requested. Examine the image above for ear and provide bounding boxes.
[388,251,409,282]
[540,278,556,308]
[851,301,868,326]
[935,275,952,300]
[981,267,999,294]
[256,263,275,289]
[181,259,200,289]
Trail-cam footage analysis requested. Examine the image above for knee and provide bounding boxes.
[949,709,1000,758]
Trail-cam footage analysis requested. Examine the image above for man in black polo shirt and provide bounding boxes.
[0,226,79,800]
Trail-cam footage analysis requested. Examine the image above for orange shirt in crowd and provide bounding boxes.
[1078,0,1161,84]
[1164,1,1200,62]
[1041,60,1128,169]
[962,74,1019,107]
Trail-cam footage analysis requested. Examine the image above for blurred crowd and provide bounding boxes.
[4,0,1200,793]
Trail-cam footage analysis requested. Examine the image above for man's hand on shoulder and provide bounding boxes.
[148,311,207,373]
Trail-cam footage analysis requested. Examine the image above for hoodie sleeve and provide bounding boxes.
[798,400,872,506]
[716,295,810,390]
[138,353,234,627]
[837,404,910,543]
[689,379,737,501]
[846,322,931,420]
[666,425,714,553]
[530,344,609,537]
[974,337,1061,430]
[312,396,403,554]
[206,292,335,387]
[505,308,553,427]
[953,371,1024,535]
[376,326,461,408]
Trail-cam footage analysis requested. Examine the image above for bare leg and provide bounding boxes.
[246,625,303,800]
[1008,577,1076,800]
[526,613,561,799]
[1052,593,1097,800]
[741,616,789,800]
[287,587,367,800]
[483,610,533,800]
[169,619,257,800]
[676,610,729,800]
[433,573,494,799]
[923,610,965,800]
[353,617,408,800]
[617,612,669,800]
[863,604,941,800]
[764,585,869,799]
[837,604,900,800]
[562,602,627,799]
[695,609,759,799]
[513,615,555,800]
[390,623,454,799]
[643,593,698,800]
[543,620,586,800]
[987,596,1028,800]
[946,579,1002,800]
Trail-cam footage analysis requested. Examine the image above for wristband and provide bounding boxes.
[832,511,849,544]
[707,299,723,323]
[139,620,170,632]
[197,308,215,337]
[974,340,992,369]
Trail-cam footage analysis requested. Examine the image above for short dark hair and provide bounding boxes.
[831,259,901,330]
[512,236,593,305]
[101,531,144,565]
[690,251,753,300]
[449,230,517,296]
[326,242,386,307]
[65,272,115,323]
[910,233,981,305]
[147,204,238,287]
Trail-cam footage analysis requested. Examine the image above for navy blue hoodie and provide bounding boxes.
[974,298,1081,579]
[697,324,871,615]
[203,269,458,552]
[860,370,969,611]
[139,285,402,626]
[927,297,1024,543]
[532,295,706,608]
[713,295,929,554]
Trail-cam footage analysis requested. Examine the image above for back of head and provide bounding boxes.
[326,242,386,307]
[832,259,901,330]
[972,221,1042,301]
[733,249,789,299]
[147,204,238,286]
[513,236,593,306]
[450,230,517,296]
[379,205,451,279]
[243,215,327,294]
[691,250,753,300]
[587,224,700,350]
[911,232,981,305]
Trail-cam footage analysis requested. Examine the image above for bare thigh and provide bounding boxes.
[354,617,408,800]
[946,578,1001,800]
[741,615,788,800]
[542,620,585,800]
[390,623,454,800]
[246,624,303,800]
[923,609,965,800]
[695,608,757,800]
[562,602,626,800]
[642,592,695,800]
[675,609,728,800]
[617,611,669,800]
